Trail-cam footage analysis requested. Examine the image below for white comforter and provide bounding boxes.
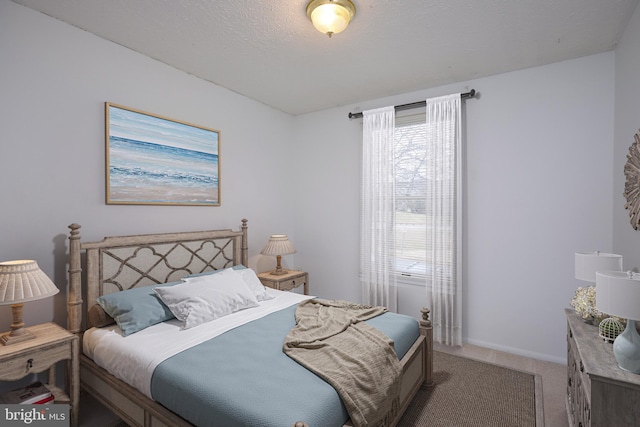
[83,289,313,398]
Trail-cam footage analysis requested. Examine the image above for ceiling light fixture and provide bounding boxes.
[306,0,356,38]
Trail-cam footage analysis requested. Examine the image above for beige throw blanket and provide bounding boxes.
[283,299,402,427]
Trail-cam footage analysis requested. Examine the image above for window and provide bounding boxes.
[394,113,427,278]
[361,95,462,343]
[394,112,456,283]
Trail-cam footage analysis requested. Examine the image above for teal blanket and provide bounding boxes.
[150,304,418,427]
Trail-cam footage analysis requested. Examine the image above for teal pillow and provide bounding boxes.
[97,281,180,336]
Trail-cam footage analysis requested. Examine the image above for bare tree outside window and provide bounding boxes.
[394,115,454,279]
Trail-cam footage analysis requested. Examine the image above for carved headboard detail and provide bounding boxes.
[67,219,248,335]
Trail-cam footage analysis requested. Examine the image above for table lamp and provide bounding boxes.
[0,260,59,345]
[575,251,623,283]
[596,271,640,373]
[260,235,296,275]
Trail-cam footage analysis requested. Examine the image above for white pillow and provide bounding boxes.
[154,268,259,329]
[236,268,274,301]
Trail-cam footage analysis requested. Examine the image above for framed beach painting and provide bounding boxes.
[105,103,220,206]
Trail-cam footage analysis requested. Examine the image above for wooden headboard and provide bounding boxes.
[67,219,248,335]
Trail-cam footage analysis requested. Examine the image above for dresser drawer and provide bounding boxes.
[0,343,72,381]
[568,329,591,393]
[567,322,591,427]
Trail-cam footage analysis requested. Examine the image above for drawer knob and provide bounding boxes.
[580,361,584,372]
[27,358,33,369]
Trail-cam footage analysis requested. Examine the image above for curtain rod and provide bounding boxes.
[347,89,476,119]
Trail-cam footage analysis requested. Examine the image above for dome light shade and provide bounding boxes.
[307,0,356,38]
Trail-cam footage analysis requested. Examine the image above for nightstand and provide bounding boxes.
[0,322,79,427]
[258,270,309,295]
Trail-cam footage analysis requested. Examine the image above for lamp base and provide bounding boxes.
[270,255,288,275]
[1,329,35,346]
[613,319,640,374]
[1,303,36,346]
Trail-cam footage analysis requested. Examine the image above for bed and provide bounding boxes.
[67,219,433,427]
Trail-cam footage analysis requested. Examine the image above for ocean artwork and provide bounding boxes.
[106,103,220,205]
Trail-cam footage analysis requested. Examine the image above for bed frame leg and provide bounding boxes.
[419,307,434,388]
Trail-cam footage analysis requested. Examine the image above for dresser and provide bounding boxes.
[565,309,640,426]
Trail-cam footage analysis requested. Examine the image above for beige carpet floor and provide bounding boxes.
[397,351,543,426]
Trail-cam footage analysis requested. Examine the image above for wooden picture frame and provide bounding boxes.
[105,103,220,206]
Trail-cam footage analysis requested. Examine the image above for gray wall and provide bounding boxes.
[614,0,640,271]
[293,53,615,364]
[0,1,298,330]
[2,0,629,364]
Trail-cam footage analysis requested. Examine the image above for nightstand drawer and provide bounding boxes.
[0,343,72,381]
[279,277,304,291]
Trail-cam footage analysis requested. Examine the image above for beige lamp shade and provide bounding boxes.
[260,235,296,257]
[0,260,59,304]
[261,235,296,275]
[0,260,59,345]
[575,251,623,282]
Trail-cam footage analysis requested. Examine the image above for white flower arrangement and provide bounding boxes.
[570,286,605,323]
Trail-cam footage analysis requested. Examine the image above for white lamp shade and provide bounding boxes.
[0,260,59,305]
[260,235,296,257]
[596,270,640,373]
[575,251,623,282]
[596,271,640,320]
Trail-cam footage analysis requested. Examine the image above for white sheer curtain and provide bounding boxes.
[360,106,397,312]
[425,94,463,346]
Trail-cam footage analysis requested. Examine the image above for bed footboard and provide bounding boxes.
[291,307,433,427]
[81,355,193,427]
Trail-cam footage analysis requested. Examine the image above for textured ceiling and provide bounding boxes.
[12,0,640,115]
